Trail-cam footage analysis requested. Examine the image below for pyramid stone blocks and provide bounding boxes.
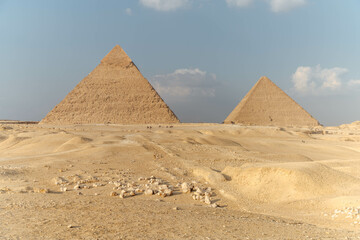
[224,76,320,126]
[40,45,179,125]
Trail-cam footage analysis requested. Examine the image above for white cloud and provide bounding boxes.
[348,80,360,87]
[152,68,218,97]
[125,8,132,16]
[267,0,306,12]
[226,0,254,7]
[226,0,307,12]
[139,0,189,11]
[292,65,348,94]
[318,66,347,90]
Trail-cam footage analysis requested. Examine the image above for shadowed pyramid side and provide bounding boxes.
[40,45,179,124]
[224,76,320,126]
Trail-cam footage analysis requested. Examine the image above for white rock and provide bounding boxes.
[145,189,154,195]
[181,182,192,193]
[210,203,219,208]
[196,188,204,194]
[164,189,173,196]
[119,190,126,198]
[60,187,67,192]
[204,195,211,205]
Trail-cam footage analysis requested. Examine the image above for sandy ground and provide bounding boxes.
[1,123,360,239]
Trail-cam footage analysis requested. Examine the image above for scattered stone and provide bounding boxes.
[135,188,143,194]
[210,203,219,208]
[93,183,105,188]
[325,207,360,224]
[60,187,67,192]
[164,189,173,197]
[181,182,193,193]
[173,207,179,210]
[129,190,136,196]
[145,189,154,196]
[33,188,49,194]
[196,188,204,195]
[52,177,68,185]
[110,191,118,197]
[119,190,126,199]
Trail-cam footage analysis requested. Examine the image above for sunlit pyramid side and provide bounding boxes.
[40,45,179,124]
[224,76,320,126]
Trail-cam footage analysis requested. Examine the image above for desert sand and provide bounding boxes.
[1,122,360,239]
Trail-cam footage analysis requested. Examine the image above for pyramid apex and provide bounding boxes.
[258,76,272,82]
[101,45,132,66]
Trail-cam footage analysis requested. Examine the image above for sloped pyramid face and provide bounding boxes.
[40,45,179,124]
[224,76,320,126]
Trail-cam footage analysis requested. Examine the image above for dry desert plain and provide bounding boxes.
[1,121,360,239]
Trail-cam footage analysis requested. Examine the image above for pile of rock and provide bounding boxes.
[52,174,104,192]
[325,207,360,225]
[109,176,173,198]
[180,182,218,208]
[51,174,221,208]
[0,187,11,194]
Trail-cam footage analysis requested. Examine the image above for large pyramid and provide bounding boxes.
[40,45,179,124]
[224,76,320,126]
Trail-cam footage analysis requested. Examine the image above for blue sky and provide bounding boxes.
[0,0,359,125]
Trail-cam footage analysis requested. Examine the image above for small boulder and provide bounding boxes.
[144,189,153,196]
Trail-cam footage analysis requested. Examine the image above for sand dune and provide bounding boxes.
[222,162,360,203]
[0,123,360,239]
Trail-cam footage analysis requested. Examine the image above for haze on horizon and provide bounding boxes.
[0,0,359,126]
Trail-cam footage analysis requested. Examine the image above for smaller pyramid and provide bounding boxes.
[224,76,320,126]
[40,45,179,125]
